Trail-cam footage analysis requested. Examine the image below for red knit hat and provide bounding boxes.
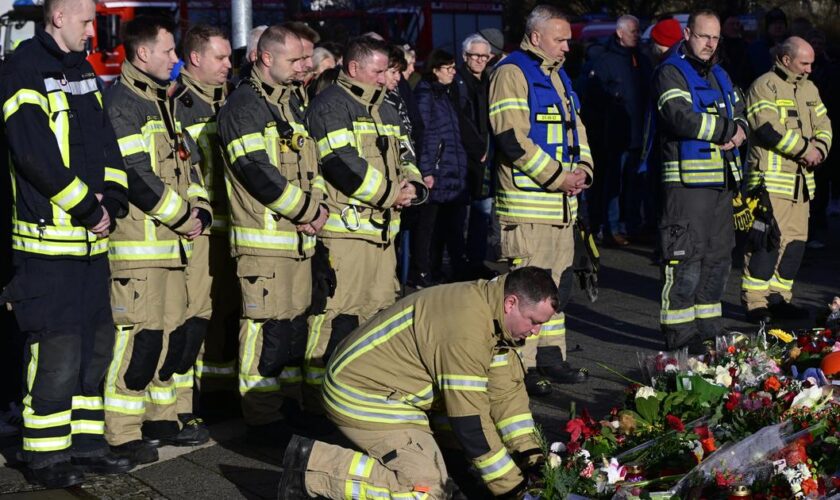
[651,19,683,48]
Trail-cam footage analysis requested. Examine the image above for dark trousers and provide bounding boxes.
[659,187,735,342]
[409,202,467,278]
[7,255,113,468]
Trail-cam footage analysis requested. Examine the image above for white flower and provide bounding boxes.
[635,386,657,399]
[714,365,733,387]
[576,449,591,461]
[610,420,620,430]
[550,441,566,454]
[596,458,626,493]
[665,363,679,373]
[687,358,709,374]
[791,385,824,408]
[548,452,562,468]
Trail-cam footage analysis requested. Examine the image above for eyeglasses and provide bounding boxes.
[438,64,457,72]
[690,32,721,43]
[466,53,491,61]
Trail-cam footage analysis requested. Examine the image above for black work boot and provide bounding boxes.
[164,413,210,446]
[110,439,159,465]
[664,330,705,355]
[745,307,772,324]
[524,370,552,397]
[535,346,588,385]
[72,452,133,474]
[277,434,314,500]
[769,301,809,320]
[26,461,84,488]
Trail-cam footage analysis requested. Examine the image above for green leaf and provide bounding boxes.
[635,396,661,424]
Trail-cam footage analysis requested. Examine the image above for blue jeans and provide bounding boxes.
[466,197,493,264]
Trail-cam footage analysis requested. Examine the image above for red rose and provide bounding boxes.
[566,441,581,454]
[694,425,711,439]
[725,392,741,411]
[763,376,781,392]
[727,345,736,354]
[566,418,586,442]
[665,414,685,431]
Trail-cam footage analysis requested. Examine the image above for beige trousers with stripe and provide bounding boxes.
[305,426,449,499]
[105,267,187,446]
[500,223,574,367]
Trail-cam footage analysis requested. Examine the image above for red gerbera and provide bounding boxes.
[665,414,685,431]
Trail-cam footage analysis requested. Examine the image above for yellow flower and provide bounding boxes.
[768,329,794,343]
[789,346,801,359]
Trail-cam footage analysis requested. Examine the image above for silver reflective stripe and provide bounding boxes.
[43,77,98,95]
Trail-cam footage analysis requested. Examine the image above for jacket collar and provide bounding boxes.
[337,71,385,107]
[485,276,518,346]
[519,38,563,73]
[36,25,86,68]
[250,64,292,106]
[120,60,172,102]
[773,60,807,83]
[677,41,717,76]
[179,69,227,106]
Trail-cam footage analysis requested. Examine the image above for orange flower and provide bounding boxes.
[700,437,717,453]
[727,345,736,354]
[763,376,781,392]
[801,478,819,495]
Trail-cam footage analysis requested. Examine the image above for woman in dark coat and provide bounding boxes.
[407,49,469,287]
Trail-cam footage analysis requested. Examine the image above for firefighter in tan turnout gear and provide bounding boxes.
[173,24,236,426]
[303,37,427,406]
[741,36,832,323]
[277,267,553,499]
[489,5,592,396]
[104,16,212,465]
[217,25,328,440]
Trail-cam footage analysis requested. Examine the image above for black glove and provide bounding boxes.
[195,207,213,232]
[309,240,337,315]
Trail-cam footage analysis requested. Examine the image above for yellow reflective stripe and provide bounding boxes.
[770,272,793,291]
[239,320,281,393]
[146,385,177,405]
[742,275,769,291]
[351,167,385,203]
[72,396,104,410]
[476,448,515,482]
[195,360,236,377]
[323,381,428,425]
[436,374,488,392]
[13,236,108,256]
[496,414,536,443]
[520,149,552,178]
[172,371,193,389]
[105,326,146,415]
[23,435,72,452]
[51,177,89,212]
[331,306,414,374]
[815,103,827,117]
[322,212,400,237]
[489,97,528,116]
[815,129,832,143]
[229,226,313,251]
[747,99,776,117]
[226,132,266,163]
[698,114,717,141]
[538,317,565,337]
[117,133,147,156]
[72,420,105,434]
[660,306,695,325]
[694,303,721,319]
[104,167,128,188]
[23,409,71,429]
[775,99,795,107]
[13,220,95,241]
[3,88,50,120]
[267,182,304,217]
[776,129,799,154]
[108,239,191,261]
[348,452,375,478]
[489,353,509,368]
[148,188,185,224]
[187,182,209,200]
[657,89,692,111]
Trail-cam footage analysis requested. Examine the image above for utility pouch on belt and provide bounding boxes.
[309,240,336,315]
[745,182,781,253]
[573,217,600,303]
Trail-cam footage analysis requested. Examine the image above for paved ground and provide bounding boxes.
[1,227,837,499]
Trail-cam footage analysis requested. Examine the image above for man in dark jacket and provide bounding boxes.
[0,0,131,486]
[456,33,497,279]
[585,15,652,245]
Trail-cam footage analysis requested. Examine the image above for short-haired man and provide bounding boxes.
[654,10,748,352]
[0,0,130,486]
[277,267,553,499]
[218,26,328,440]
[173,24,235,425]
[283,21,319,87]
[741,37,832,322]
[456,33,497,280]
[585,14,652,245]
[304,37,428,408]
[104,15,212,464]
[489,5,593,395]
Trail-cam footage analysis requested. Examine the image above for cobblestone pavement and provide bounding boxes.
[2,232,837,499]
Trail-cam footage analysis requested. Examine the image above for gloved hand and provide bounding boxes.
[732,194,755,232]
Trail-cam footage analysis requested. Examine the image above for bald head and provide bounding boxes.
[778,36,814,77]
